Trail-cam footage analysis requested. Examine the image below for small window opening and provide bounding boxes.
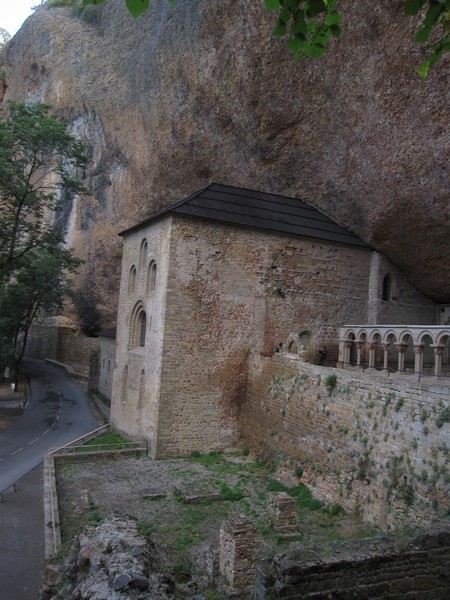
[139,239,148,269]
[128,265,137,294]
[382,274,392,301]
[138,311,147,347]
[147,261,157,293]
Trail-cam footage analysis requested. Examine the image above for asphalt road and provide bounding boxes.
[0,359,99,600]
[0,359,99,494]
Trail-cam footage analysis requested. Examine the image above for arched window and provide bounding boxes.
[138,311,147,347]
[139,239,148,269]
[129,303,147,348]
[128,265,137,294]
[382,274,392,301]
[147,261,157,293]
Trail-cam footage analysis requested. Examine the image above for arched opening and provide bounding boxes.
[288,340,298,354]
[139,239,148,270]
[129,303,147,349]
[382,274,392,301]
[357,332,368,367]
[286,332,300,355]
[439,335,450,376]
[400,334,415,372]
[367,332,383,369]
[385,333,398,372]
[420,334,434,375]
[128,265,137,295]
[299,330,312,361]
[147,261,157,293]
[346,332,357,365]
[138,311,147,347]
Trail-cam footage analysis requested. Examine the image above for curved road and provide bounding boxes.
[0,358,99,494]
[0,359,100,600]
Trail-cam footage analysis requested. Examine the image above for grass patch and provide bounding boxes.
[56,450,376,588]
[219,483,243,501]
[77,431,135,453]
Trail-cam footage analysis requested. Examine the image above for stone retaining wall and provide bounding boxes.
[241,354,450,530]
[253,524,450,599]
[26,325,98,374]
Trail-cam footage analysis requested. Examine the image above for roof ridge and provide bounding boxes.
[119,183,370,249]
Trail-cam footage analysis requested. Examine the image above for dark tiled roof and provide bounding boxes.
[120,183,370,249]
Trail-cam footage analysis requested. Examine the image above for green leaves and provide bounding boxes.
[73,1,450,77]
[306,0,327,18]
[405,0,427,15]
[267,0,342,62]
[415,25,432,42]
[263,0,449,76]
[126,0,150,19]
[404,0,450,75]
[264,0,282,10]
[423,1,444,25]
[0,102,87,281]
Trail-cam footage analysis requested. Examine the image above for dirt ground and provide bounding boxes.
[55,452,380,588]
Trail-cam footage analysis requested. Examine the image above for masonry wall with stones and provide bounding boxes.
[97,335,116,401]
[111,212,439,458]
[26,325,97,373]
[111,218,172,454]
[146,216,375,457]
[241,354,450,530]
[368,251,438,326]
[253,524,450,599]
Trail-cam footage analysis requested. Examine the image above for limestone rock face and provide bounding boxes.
[1,0,449,326]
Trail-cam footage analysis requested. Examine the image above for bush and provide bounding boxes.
[324,374,337,390]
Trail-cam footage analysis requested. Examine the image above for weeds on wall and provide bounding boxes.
[324,374,337,391]
[265,366,450,526]
[47,0,104,25]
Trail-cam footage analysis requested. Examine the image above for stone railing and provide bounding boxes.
[338,325,450,377]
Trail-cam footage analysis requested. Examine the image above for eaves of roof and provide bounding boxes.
[119,183,370,249]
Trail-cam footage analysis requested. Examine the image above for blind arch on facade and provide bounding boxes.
[128,265,137,295]
[147,260,157,293]
[139,239,148,270]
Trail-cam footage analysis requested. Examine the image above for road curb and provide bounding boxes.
[43,455,61,559]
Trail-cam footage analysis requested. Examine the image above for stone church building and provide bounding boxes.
[111,184,436,458]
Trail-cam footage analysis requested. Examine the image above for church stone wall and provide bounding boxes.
[111,218,172,454]
[368,252,437,325]
[154,216,373,457]
[241,354,450,530]
[97,336,116,401]
[111,213,440,460]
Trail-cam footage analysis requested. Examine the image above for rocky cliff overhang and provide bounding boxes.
[1,0,449,324]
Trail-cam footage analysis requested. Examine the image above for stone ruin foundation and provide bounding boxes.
[268,492,297,535]
[219,514,259,594]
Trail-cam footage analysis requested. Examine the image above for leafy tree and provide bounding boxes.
[76,0,450,77]
[0,245,82,388]
[0,27,11,48]
[0,101,87,385]
[0,101,86,282]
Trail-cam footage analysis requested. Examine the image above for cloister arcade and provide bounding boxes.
[338,326,450,378]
